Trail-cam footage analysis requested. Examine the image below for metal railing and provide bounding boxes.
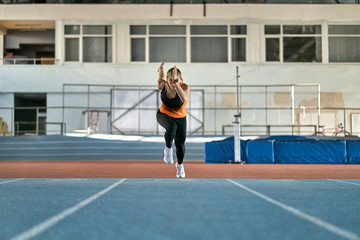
[62,83,322,136]
[222,124,318,136]
[1,105,360,136]
[14,121,66,135]
[1,58,57,65]
[1,81,360,136]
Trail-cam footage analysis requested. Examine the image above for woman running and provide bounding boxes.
[156,62,190,178]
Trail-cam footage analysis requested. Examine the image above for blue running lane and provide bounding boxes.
[1,178,360,240]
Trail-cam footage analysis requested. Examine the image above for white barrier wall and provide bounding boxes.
[0,4,359,134]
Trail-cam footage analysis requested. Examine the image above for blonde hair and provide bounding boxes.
[166,67,183,82]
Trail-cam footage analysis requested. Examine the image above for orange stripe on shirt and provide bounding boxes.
[160,100,188,118]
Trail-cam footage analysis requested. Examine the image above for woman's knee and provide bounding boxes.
[174,139,185,149]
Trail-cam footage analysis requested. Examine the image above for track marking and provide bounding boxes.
[9,178,127,240]
[0,146,203,150]
[326,179,360,186]
[0,178,25,185]
[226,179,359,240]
[0,152,203,157]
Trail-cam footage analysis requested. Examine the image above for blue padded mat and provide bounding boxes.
[274,140,347,164]
[204,137,247,163]
[204,136,358,164]
[346,141,360,164]
[247,140,274,163]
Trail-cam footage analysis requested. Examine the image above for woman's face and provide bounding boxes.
[167,76,176,90]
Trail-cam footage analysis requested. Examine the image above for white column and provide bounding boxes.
[0,35,3,65]
[117,24,130,64]
[55,20,63,65]
[247,24,261,64]
[322,21,329,64]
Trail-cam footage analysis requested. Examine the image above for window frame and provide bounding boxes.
[129,25,147,63]
[129,24,248,64]
[64,24,114,64]
[328,24,360,63]
[229,25,247,63]
[264,24,323,64]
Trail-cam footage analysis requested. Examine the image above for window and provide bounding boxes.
[265,24,322,63]
[149,25,186,62]
[64,25,113,63]
[190,25,246,62]
[328,25,360,63]
[64,25,80,62]
[231,25,247,62]
[130,25,146,62]
[130,24,247,63]
[130,25,186,63]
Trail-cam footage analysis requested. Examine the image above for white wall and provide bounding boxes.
[1,4,360,134]
[1,63,359,100]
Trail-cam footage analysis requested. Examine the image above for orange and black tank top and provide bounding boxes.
[159,84,188,118]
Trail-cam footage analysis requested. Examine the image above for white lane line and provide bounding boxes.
[226,179,359,240]
[0,146,203,151]
[10,178,127,240]
[0,178,26,185]
[326,179,360,186]
[0,152,203,157]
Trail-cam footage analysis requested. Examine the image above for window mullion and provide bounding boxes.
[228,25,231,63]
[280,24,283,63]
[186,24,190,64]
[80,24,83,63]
[322,22,328,64]
[146,25,149,63]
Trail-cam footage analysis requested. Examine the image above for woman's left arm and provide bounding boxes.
[175,83,190,103]
[172,65,190,102]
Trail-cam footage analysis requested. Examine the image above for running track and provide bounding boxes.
[1,178,360,240]
[1,135,360,240]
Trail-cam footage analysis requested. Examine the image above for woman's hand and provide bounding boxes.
[157,62,166,90]
[172,65,178,81]
[158,62,165,80]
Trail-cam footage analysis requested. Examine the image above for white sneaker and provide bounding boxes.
[163,147,174,164]
[176,162,185,178]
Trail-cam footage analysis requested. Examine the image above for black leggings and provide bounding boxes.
[156,110,187,164]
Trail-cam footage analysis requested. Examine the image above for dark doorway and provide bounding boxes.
[14,93,46,135]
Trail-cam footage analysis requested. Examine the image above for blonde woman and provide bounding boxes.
[156,62,190,178]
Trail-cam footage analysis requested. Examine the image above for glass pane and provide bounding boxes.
[149,25,186,35]
[83,25,112,35]
[131,38,145,62]
[191,37,227,62]
[265,25,280,35]
[65,38,79,61]
[266,38,280,61]
[83,37,112,62]
[329,25,360,35]
[329,37,360,62]
[232,38,246,61]
[283,37,322,62]
[130,25,146,35]
[230,25,247,35]
[65,25,80,35]
[191,25,227,35]
[149,37,186,62]
[283,25,321,34]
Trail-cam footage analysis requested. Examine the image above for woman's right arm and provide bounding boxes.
[157,62,166,90]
